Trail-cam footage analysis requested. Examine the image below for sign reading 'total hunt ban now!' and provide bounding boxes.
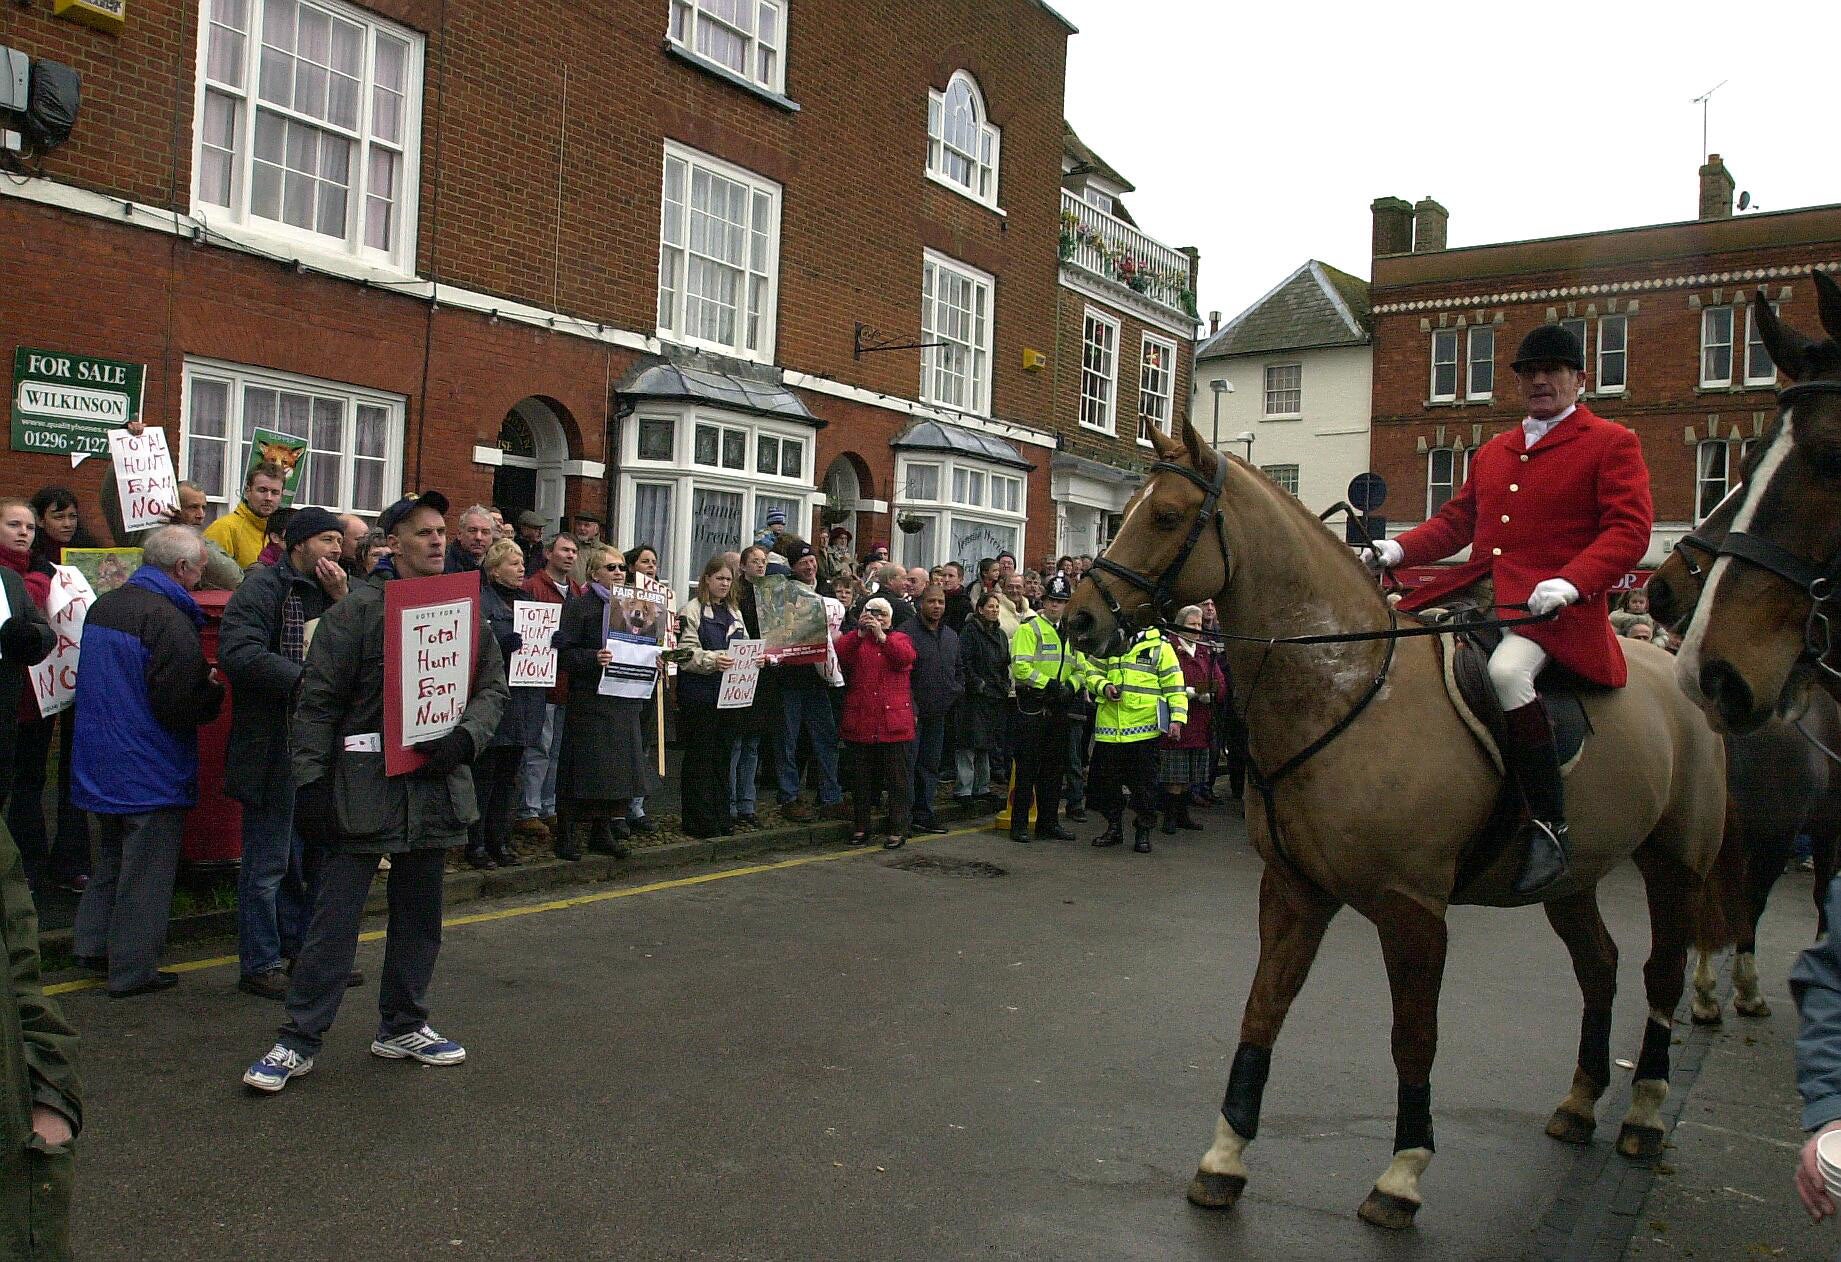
[12,348,145,457]
[109,427,179,532]
[382,571,481,775]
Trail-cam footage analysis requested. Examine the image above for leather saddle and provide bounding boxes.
[1429,605,1601,896]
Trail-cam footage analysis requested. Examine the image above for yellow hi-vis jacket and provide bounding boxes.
[1009,611,1087,694]
[1084,626,1188,743]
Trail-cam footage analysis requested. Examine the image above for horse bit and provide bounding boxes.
[1672,378,1841,688]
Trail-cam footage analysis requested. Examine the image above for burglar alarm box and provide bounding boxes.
[54,0,127,36]
[0,47,27,113]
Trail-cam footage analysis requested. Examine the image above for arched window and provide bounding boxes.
[1426,446,1469,516]
[1696,439,1731,522]
[927,72,1000,207]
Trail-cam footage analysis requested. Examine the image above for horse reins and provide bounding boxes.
[1075,457,1560,850]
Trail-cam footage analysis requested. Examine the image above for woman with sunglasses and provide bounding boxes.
[550,543,658,860]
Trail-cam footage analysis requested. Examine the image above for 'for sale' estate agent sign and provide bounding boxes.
[12,348,146,457]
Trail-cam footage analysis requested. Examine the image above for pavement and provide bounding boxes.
[44,803,1841,1261]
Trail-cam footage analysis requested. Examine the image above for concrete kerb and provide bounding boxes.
[37,804,998,966]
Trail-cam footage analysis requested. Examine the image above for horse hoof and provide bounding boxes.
[1689,1003,1723,1026]
[1733,997,1771,1019]
[1186,1170,1246,1210]
[1617,1122,1665,1160]
[1545,1107,1596,1146]
[1357,1188,1421,1231]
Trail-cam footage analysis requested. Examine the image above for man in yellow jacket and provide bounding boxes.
[1084,625,1187,853]
[1007,574,1086,843]
[204,462,288,568]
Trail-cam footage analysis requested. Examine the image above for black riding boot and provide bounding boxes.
[1162,790,1182,835]
[588,817,632,859]
[1093,813,1125,847]
[1504,700,1568,895]
[1176,796,1204,831]
[553,812,583,862]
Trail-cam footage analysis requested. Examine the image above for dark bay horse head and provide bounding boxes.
[1063,420,1230,659]
[1677,270,1841,732]
[1646,457,1750,630]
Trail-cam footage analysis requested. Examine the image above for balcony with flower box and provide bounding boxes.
[1059,191,1198,324]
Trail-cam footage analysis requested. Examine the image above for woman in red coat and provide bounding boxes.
[1159,604,1227,834]
[1368,323,1652,896]
[836,597,918,849]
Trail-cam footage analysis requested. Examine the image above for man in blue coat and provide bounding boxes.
[1794,877,1841,1221]
[69,526,225,998]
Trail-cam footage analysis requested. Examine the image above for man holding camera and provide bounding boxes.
[1006,574,1085,844]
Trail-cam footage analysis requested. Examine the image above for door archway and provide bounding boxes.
[821,454,865,547]
[493,397,569,529]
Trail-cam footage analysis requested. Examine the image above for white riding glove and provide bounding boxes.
[1359,539,1404,575]
[1527,578,1580,617]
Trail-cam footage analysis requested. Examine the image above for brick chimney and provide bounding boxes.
[1412,197,1448,252]
[1699,154,1735,221]
[1371,196,1413,257]
[1208,310,1221,335]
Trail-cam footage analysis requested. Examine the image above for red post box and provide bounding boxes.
[184,588,243,869]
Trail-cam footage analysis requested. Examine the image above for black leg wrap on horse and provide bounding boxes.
[1221,1043,1272,1141]
[1635,1017,1672,1082]
[1579,1006,1613,1091]
[1393,1081,1434,1154]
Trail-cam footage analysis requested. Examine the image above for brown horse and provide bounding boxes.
[1677,271,1841,730]
[1062,420,1730,1229]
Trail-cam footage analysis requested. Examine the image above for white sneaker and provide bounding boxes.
[370,1025,466,1065]
[243,1043,314,1092]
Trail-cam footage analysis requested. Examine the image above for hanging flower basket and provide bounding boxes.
[821,505,851,526]
[897,514,926,534]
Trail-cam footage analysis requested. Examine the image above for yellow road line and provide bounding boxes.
[45,823,993,997]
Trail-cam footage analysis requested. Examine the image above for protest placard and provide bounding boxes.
[604,582,669,646]
[245,427,310,507]
[108,427,178,532]
[751,574,830,665]
[382,571,480,775]
[60,547,140,595]
[27,565,97,717]
[717,638,765,709]
[508,602,562,688]
[597,636,661,699]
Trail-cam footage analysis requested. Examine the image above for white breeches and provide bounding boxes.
[1487,632,1550,710]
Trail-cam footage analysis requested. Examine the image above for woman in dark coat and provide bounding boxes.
[676,555,745,838]
[952,588,1011,807]
[552,543,660,860]
[730,544,776,827]
[468,541,547,869]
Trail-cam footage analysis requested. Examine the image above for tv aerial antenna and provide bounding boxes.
[1691,80,1727,162]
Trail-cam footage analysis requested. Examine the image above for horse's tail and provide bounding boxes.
[1694,791,1750,953]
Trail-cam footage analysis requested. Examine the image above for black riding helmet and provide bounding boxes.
[1510,323,1585,372]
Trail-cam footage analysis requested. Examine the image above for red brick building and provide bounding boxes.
[1049,123,1199,562]
[1368,158,1841,574]
[0,0,1192,594]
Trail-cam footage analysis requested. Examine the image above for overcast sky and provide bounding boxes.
[1055,0,1841,327]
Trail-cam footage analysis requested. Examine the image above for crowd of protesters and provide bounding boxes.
[1,457,1250,1095]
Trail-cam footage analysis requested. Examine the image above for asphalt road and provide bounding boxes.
[49,808,1826,1260]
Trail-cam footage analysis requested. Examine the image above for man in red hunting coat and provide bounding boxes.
[1367,323,1653,894]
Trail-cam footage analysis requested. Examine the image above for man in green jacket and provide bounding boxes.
[242,490,508,1093]
[1,818,82,1260]
[1084,625,1188,853]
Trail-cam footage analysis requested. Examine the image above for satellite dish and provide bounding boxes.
[1738,191,1751,210]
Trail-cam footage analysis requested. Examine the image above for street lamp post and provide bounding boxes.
[1235,431,1255,463]
[1209,379,1232,451]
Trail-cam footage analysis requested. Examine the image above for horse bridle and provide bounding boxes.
[1705,379,1841,685]
[1081,456,1229,640]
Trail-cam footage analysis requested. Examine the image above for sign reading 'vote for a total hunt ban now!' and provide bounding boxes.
[382,572,481,775]
[12,348,146,460]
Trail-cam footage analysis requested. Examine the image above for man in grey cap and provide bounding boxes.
[220,506,353,1000]
[514,510,547,573]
